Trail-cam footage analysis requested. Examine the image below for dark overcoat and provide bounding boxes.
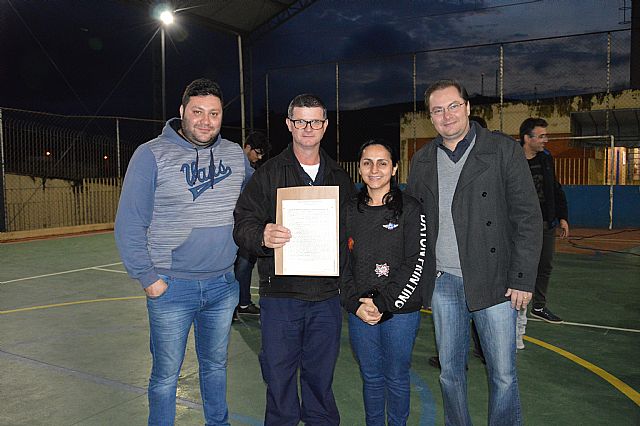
[406,125,543,311]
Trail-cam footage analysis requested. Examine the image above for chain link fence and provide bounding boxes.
[264,30,636,186]
[1,30,637,233]
[0,109,243,232]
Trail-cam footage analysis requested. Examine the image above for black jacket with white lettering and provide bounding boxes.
[340,192,425,314]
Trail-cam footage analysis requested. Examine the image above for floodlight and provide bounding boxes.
[160,10,174,25]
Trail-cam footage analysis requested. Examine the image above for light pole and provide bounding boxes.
[159,10,174,122]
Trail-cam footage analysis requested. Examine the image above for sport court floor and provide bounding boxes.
[1,229,639,425]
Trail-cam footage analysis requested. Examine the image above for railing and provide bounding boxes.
[555,158,590,185]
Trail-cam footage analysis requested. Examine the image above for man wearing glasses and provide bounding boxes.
[407,79,542,425]
[516,118,569,345]
[243,131,270,167]
[233,94,354,425]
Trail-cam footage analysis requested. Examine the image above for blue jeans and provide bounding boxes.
[432,272,521,426]
[259,296,342,426]
[348,311,421,426]
[146,272,239,426]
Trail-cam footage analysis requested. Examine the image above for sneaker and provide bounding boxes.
[516,335,525,350]
[530,306,563,323]
[232,308,239,322]
[237,303,260,316]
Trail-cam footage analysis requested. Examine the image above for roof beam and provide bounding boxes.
[249,0,318,42]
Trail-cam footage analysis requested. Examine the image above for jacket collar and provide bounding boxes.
[414,125,496,195]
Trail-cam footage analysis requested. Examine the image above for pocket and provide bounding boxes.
[224,271,237,285]
[146,275,171,300]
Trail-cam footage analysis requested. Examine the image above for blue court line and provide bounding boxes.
[411,369,437,425]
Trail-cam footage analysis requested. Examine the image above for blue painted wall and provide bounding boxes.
[396,184,639,228]
[564,185,640,228]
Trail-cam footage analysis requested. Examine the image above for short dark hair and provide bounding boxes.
[519,117,548,145]
[287,94,327,119]
[182,78,224,108]
[424,79,469,112]
[245,131,271,155]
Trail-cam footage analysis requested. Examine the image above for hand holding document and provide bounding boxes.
[275,186,339,276]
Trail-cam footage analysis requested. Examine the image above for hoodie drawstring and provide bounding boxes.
[209,147,215,188]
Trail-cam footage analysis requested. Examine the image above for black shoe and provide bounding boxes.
[530,306,563,323]
[429,356,468,370]
[472,350,486,364]
[428,356,441,369]
[237,303,260,316]
[232,308,239,322]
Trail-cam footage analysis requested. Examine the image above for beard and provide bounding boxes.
[180,126,219,147]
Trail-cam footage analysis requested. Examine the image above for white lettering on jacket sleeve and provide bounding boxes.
[395,214,426,309]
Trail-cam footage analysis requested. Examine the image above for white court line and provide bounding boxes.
[0,262,123,284]
[528,317,640,333]
[92,267,127,274]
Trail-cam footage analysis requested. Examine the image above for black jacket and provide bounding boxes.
[533,150,568,228]
[233,144,355,301]
[406,125,543,311]
[340,192,424,315]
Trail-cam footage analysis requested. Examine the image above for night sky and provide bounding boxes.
[0,1,631,129]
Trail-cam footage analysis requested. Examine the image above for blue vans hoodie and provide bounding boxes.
[115,118,253,288]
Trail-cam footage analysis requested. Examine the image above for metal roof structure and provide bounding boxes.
[123,0,319,143]
[127,0,318,39]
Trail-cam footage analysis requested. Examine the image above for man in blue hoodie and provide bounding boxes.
[115,78,253,426]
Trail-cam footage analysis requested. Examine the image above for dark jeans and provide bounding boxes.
[348,311,421,426]
[234,254,255,307]
[259,295,342,426]
[533,225,556,309]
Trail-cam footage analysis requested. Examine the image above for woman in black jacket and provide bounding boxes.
[341,139,425,425]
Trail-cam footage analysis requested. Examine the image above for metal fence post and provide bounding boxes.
[116,118,121,180]
[499,44,504,132]
[265,73,270,143]
[336,62,340,162]
[0,108,6,232]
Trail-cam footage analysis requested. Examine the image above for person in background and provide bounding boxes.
[115,78,253,425]
[407,79,542,425]
[341,139,424,425]
[517,117,569,348]
[233,131,271,320]
[233,93,355,425]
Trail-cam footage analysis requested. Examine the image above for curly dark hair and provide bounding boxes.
[356,139,403,224]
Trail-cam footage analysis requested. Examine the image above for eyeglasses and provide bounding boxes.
[429,101,467,117]
[251,148,264,157]
[289,118,326,130]
[529,133,549,140]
